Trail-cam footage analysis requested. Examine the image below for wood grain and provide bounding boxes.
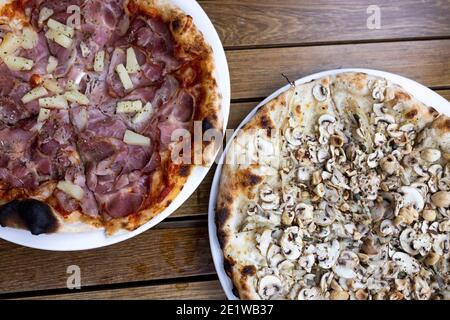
[18,280,225,300]
[228,40,450,100]
[0,221,215,294]
[199,0,450,48]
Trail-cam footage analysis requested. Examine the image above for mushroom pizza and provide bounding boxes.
[216,72,449,300]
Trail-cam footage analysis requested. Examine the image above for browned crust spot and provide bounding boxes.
[241,265,256,277]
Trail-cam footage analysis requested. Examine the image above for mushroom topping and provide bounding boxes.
[314,183,326,198]
[312,84,329,102]
[257,229,273,257]
[424,252,440,266]
[316,240,340,269]
[398,186,425,212]
[374,132,387,147]
[297,287,321,300]
[380,155,397,175]
[431,191,450,208]
[313,205,336,226]
[413,276,431,300]
[379,219,395,237]
[420,148,441,163]
[299,254,315,272]
[392,252,420,275]
[400,228,419,255]
[280,226,303,260]
[296,203,314,222]
[258,275,282,299]
[412,233,432,256]
[421,209,436,222]
[333,250,359,279]
[318,114,336,128]
[285,127,302,146]
[297,166,311,182]
[372,85,386,101]
[260,185,277,202]
[367,149,383,168]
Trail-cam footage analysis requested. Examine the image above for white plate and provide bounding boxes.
[0,0,230,251]
[208,68,450,300]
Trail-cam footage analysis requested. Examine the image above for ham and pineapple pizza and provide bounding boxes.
[216,72,450,300]
[0,0,221,235]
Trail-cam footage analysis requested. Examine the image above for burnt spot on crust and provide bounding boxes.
[405,108,418,119]
[428,106,440,119]
[215,205,231,247]
[178,164,191,177]
[0,199,59,235]
[259,113,274,130]
[238,169,263,188]
[434,116,450,132]
[241,265,256,277]
[223,256,235,276]
[202,115,216,132]
[395,90,412,101]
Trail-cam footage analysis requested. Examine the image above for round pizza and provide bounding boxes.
[216,72,450,300]
[0,0,222,235]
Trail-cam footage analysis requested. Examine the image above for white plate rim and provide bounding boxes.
[208,68,450,300]
[0,0,231,251]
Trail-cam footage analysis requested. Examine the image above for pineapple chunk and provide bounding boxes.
[93,50,105,72]
[46,56,58,73]
[37,108,51,122]
[47,18,74,38]
[126,47,140,74]
[21,86,48,104]
[21,27,38,49]
[2,55,34,71]
[64,90,89,105]
[57,181,84,201]
[38,7,54,27]
[39,95,68,109]
[123,130,151,147]
[116,100,143,113]
[115,63,133,90]
[0,33,22,56]
[45,29,73,49]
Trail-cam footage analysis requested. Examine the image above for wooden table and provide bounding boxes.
[1,0,450,300]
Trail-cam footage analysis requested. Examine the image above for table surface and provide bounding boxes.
[1,0,450,300]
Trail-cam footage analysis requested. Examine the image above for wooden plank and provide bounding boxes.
[199,0,450,48]
[0,221,215,294]
[18,280,225,300]
[228,40,450,100]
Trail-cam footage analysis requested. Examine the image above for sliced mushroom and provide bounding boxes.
[299,254,315,272]
[258,275,282,299]
[316,239,340,269]
[297,166,311,182]
[380,155,397,175]
[257,229,273,257]
[313,206,336,226]
[379,219,395,236]
[392,252,420,275]
[333,250,359,279]
[398,186,425,212]
[295,203,314,222]
[260,184,277,202]
[374,132,387,147]
[400,228,419,255]
[420,148,441,163]
[431,191,450,208]
[318,114,335,127]
[280,226,303,260]
[313,84,329,102]
[285,127,302,146]
[297,287,320,300]
[412,233,432,256]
